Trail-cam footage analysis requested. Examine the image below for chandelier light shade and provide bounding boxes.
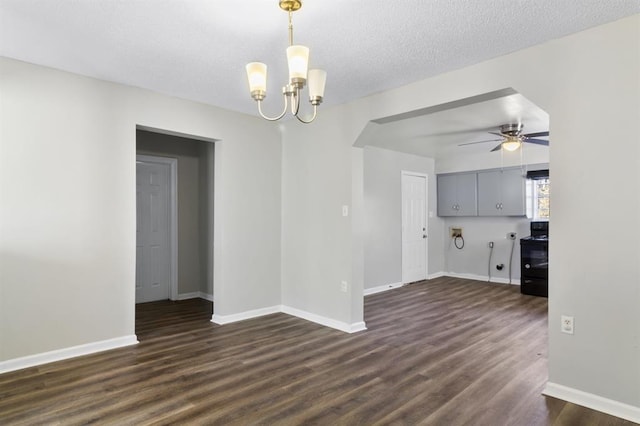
[308,69,327,103]
[246,62,267,96]
[245,0,326,123]
[286,45,309,81]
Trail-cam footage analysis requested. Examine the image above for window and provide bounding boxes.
[526,170,550,220]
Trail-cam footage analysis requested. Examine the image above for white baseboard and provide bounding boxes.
[445,272,520,285]
[281,305,367,333]
[199,292,214,302]
[0,335,138,374]
[364,281,403,296]
[363,272,516,296]
[211,304,367,334]
[543,382,640,423]
[177,291,214,301]
[176,292,199,300]
[211,305,281,325]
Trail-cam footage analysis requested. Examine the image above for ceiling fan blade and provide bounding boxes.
[488,132,504,137]
[523,131,549,138]
[524,138,549,146]
[490,143,503,152]
[458,138,502,147]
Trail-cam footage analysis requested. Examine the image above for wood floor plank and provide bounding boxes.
[0,278,635,425]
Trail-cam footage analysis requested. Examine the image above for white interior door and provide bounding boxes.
[136,160,171,303]
[402,172,428,283]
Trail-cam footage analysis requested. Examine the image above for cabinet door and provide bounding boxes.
[437,175,458,216]
[500,168,526,216]
[477,169,525,216]
[455,173,478,216]
[437,173,478,216]
[477,170,502,216]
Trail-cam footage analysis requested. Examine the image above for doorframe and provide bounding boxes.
[136,154,178,301]
[400,170,429,284]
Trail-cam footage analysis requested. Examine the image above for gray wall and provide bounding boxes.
[436,161,549,283]
[281,15,640,411]
[1,15,638,418]
[0,56,282,364]
[363,146,444,289]
[136,130,214,297]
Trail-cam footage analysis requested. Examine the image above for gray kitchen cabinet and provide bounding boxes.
[437,173,478,216]
[477,168,526,216]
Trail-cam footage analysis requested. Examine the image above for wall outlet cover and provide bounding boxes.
[561,315,574,334]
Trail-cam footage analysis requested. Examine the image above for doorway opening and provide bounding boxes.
[135,127,215,337]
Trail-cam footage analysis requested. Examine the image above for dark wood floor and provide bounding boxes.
[0,277,635,425]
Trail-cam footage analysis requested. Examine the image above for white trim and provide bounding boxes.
[364,273,516,296]
[543,382,640,424]
[0,335,138,374]
[199,292,214,302]
[177,292,199,300]
[281,306,367,334]
[211,305,368,334]
[211,305,281,325]
[176,292,213,301]
[401,170,429,284]
[364,281,404,296]
[445,272,520,285]
[136,154,179,301]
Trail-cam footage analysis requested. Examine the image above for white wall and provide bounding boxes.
[0,57,282,362]
[281,15,640,413]
[363,146,444,289]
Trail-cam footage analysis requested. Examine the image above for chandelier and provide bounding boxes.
[245,0,326,123]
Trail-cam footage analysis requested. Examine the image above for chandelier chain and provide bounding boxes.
[288,11,294,46]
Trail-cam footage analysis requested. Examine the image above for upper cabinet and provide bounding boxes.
[437,167,526,217]
[477,169,526,216]
[437,173,478,217]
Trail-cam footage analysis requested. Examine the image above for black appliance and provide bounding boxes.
[520,221,548,297]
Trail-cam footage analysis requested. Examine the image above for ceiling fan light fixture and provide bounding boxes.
[502,137,521,152]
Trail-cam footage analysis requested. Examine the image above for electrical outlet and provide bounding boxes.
[340,281,348,293]
[507,232,517,240]
[561,315,574,334]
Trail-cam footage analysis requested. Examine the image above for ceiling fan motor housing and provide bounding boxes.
[500,123,524,136]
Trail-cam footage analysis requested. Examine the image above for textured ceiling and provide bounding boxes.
[0,1,638,118]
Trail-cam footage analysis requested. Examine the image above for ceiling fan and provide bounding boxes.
[458,123,549,152]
